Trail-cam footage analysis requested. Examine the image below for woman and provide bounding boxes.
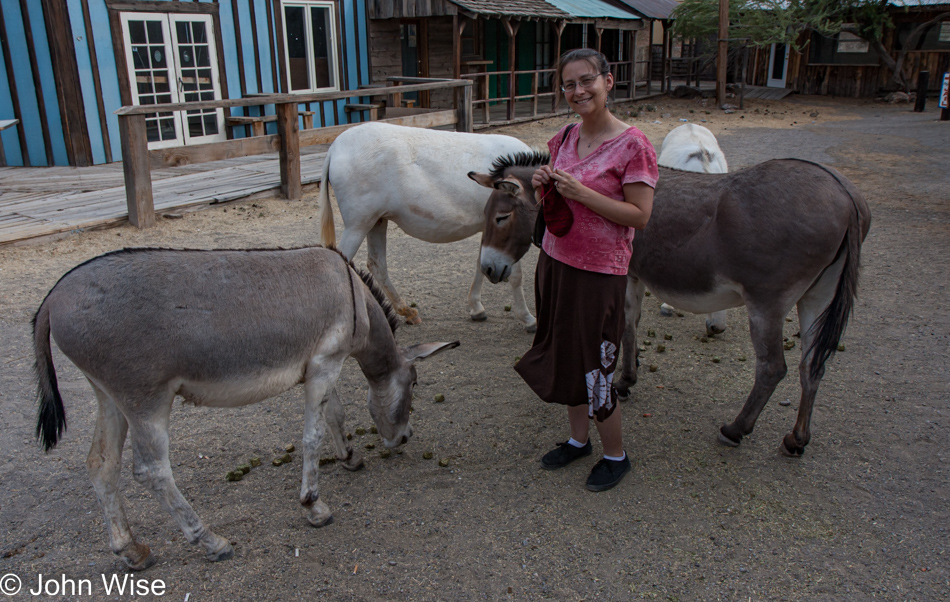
[515,49,658,492]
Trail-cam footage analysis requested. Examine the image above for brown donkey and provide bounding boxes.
[470,153,871,457]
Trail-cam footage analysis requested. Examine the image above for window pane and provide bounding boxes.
[136,77,154,95]
[129,21,146,44]
[188,114,205,138]
[131,46,149,69]
[204,114,219,135]
[176,22,192,44]
[311,6,333,88]
[193,22,208,44]
[179,46,195,68]
[146,21,163,44]
[146,118,160,142]
[151,46,167,69]
[159,117,176,141]
[195,45,210,67]
[285,6,310,91]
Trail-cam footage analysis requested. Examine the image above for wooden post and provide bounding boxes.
[531,71,539,116]
[629,30,637,100]
[647,20,654,95]
[117,114,155,229]
[276,101,301,201]
[455,82,473,133]
[453,16,464,80]
[552,20,566,112]
[914,71,929,112]
[502,19,519,121]
[717,0,729,107]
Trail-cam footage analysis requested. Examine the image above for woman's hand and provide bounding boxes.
[548,169,584,200]
[531,165,555,190]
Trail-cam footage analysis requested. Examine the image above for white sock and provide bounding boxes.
[603,451,626,462]
[567,437,588,448]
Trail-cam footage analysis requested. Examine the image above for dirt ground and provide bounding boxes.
[1,95,948,601]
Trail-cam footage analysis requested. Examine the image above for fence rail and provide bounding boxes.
[116,79,473,228]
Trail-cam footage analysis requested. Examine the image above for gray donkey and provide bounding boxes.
[33,245,458,570]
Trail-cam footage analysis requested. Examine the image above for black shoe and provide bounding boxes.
[586,455,631,491]
[540,440,592,470]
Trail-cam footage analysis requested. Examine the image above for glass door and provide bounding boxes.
[121,13,226,149]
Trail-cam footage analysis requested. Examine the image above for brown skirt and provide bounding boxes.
[514,250,627,421]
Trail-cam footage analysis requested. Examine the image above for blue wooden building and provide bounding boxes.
[0,0,373,167]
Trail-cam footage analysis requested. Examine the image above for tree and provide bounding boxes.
[671,0,950,92]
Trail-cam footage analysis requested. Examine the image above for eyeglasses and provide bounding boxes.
[560,73,605,94]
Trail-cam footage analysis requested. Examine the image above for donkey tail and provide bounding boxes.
[318,151,336,247]
[807,190,866,380]
[33,300,66,452]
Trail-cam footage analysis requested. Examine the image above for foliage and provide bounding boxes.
[671,0,841,50]
[670,0,950,91]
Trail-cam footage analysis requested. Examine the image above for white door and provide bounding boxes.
[767,43,790,88]
[121,13,226,150]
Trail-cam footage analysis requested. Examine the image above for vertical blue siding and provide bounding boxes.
[3,1,46,165]
[0,21,23,166]
[26,0,68,166]
[87,0,122,162]
[253,0,275,94]
[1,0,371,165]
[66,0,105,164]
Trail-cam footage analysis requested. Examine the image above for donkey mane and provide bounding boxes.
[489,150,551,180]
[327,247,400,334]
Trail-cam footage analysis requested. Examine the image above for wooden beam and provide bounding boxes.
[43,0,93,166]
[717,0,729,107]
[502,19,520,121]
[117,114,155,228]
[455,83,473,132]
[630,29,638,100]
[276,102,301,201]
[116,80,472,115]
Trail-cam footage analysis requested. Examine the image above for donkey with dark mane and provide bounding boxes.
[470,152,870,457]
[34,245,457,569]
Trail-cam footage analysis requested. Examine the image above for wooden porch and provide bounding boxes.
[0,145,330,246]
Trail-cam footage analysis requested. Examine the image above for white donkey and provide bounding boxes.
[657,124,730,335]
[34,246,457,569]
[318,122,536,331]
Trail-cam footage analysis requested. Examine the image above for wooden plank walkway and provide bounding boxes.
[0,145,329,245]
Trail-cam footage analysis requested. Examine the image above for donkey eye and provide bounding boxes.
[495,213,511,225]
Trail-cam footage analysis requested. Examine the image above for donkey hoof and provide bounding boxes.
[206,542,234,563]
[306,498,334,528]
[718,425,742,447]
[779,434,805,458]
[343,456,365,472]
[615,387,631,401]
[659,305,674,317]
[705,323,726,336]
[308,513,334,528]
[121,543,157,571]
[470,311,488,322]
[524,321,537,333]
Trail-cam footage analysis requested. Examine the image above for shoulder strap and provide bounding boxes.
[553,123,576,163]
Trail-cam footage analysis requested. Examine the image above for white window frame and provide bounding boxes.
[281,1,341,94]
[120,12,226,150]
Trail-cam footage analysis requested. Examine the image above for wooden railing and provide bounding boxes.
[460,60,653,126]
[115,79,473,228]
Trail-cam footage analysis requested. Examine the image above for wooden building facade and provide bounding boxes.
[365,0,656,125]
[0,0,374,167]
[739,2,950,98]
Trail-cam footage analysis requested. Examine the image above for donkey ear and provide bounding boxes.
[495,179,522,196]
[468,172,495,188]
[402,341,460,363]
